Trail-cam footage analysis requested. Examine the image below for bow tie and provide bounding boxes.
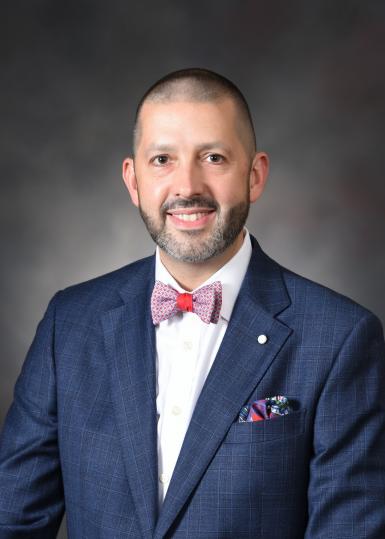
[151,280,222,325]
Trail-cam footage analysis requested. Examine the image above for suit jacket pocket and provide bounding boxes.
[222,408,306,444]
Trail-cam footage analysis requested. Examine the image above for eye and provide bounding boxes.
[206,153,224,164]
[152,155,169,166]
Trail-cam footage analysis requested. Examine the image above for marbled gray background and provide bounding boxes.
[1,1,385,537]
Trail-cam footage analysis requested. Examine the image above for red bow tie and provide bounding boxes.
[151,281,222,325]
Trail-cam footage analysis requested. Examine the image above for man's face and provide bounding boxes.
[124,97,266,263]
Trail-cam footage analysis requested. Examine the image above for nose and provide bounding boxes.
[172,158,204,198]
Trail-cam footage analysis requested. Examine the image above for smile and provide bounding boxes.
[172,212,208,221]
[166,209,216,229]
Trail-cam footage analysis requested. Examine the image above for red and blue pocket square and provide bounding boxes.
[238,395,292,422]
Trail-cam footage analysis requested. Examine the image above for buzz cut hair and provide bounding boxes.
[132,67,257,155]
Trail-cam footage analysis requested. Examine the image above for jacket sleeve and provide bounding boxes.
[0,292,64,539]
[305,311,385,539]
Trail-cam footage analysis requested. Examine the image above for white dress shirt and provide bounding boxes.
[155,229,252,508]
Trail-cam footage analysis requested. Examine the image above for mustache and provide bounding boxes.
[161,196,219,213]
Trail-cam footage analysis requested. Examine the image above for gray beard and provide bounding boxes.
[138,200,250,263]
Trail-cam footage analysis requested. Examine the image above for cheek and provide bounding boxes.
[137,183,168,212]
[213,183,249,207]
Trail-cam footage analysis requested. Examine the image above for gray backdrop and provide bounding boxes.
[1,2,385,537]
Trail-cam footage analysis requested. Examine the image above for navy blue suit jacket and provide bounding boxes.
[1,236,385,538]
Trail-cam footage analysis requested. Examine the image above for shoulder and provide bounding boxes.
[51,254,154,321]
[275,257,382,330]
[250,235,377,324]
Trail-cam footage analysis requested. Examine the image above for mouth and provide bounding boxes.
[166,208,216,229]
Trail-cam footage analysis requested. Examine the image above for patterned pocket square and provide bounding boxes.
[238,395,292,422]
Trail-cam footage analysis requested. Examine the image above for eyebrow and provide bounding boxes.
[196,142,231,153]
[145,144,176,155]
[144,141,232,156]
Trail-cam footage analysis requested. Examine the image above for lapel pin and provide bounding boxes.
[257,334,268,344]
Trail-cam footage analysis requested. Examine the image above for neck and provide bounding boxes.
[159,231,245,291]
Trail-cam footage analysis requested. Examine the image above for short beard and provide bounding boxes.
[138,197,250,263]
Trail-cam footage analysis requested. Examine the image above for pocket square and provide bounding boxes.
[238,395,292,422]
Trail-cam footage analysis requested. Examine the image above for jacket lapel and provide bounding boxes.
[101,257,158,539]
[154,237,293,539]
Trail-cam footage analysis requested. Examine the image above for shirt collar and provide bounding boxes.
[155,228,252,322]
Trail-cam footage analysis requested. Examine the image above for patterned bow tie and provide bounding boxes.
[151,280,222,325]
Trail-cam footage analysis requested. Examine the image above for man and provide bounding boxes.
[0,68,385,539]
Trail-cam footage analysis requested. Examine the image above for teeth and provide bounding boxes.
[174,213,207,221]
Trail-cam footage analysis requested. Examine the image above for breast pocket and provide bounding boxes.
[222,408,306,444]
[204,408,309,503]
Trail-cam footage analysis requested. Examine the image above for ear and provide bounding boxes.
[249,152,269,203]
[122,157,139,207]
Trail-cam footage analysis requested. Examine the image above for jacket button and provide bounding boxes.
[257,334,268,344]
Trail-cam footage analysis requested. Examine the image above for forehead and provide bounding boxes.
[137,98,240,145]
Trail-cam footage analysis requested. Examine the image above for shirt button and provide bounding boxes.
[159,473,169,484]
[183,340,193,351]
[171,405,181,415]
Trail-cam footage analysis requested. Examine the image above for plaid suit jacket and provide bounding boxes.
[1,236,385,538]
